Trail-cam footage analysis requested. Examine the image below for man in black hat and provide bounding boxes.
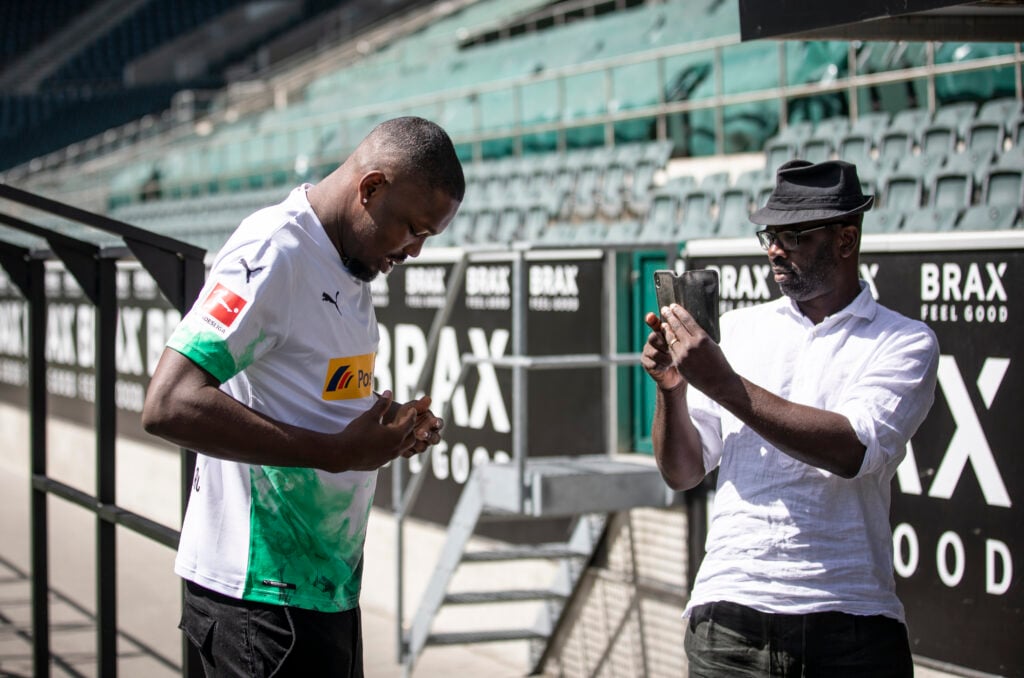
[642,160,939,676]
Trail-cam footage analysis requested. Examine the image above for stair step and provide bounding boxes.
[444,589,566,605]
[462,543,587,562]
[426,629,548,646]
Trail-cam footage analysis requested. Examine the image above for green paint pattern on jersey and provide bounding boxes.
[243,466,368,611]
[166,325,268,383]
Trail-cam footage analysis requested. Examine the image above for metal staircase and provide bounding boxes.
[403,456,677,676]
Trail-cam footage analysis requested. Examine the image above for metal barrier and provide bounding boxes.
[0,184,206,678]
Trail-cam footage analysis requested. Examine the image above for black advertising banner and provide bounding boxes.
[687,235,1022,676]
[372,249,607,541]
[0,261,181,442]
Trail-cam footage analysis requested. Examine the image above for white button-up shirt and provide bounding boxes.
[685,283,939,622]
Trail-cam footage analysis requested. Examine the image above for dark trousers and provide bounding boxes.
[684,601,913,678]
[181,581,364,678]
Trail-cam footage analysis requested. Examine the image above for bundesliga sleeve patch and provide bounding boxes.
[201,283,248,330]
[322,354,376,400]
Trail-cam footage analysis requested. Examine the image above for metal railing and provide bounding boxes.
[0,184,206,678]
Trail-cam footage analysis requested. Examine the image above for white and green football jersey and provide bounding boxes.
[168,186,379,612]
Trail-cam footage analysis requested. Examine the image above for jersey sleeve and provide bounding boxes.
[166,236,294,383]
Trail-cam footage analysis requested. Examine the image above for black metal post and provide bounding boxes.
[28,257,49,678]
[96,256,118,678]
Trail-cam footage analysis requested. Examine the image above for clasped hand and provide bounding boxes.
[333,390,444,472]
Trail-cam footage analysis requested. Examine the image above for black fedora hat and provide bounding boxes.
[750,159,874,227]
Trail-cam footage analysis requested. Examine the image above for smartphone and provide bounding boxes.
[653,269,721,343]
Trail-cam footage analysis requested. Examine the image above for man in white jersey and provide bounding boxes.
[142,117,464,677]
[642,160,938,677]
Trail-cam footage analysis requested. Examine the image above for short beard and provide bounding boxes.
[342,255,377,283]
[773,236,837,301]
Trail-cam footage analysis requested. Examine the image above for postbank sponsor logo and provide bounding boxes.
[201,283,248,329]
[322,353,376,400]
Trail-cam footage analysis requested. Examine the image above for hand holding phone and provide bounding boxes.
[652,269,721,343]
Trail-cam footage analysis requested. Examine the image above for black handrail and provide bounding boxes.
[0,183,206,678]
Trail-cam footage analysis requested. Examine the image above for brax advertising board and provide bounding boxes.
[0,248,608,542]
[685,232,1021,677]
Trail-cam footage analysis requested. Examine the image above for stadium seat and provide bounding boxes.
[966,120,1006,154]
[774,121,814,145]
[765,141,798,172]
[877,130,915,165]
[603,220,642,245]
[625,160,658,216]
[982,168,1024,206]
[894,151,947,186]
[863,208,906,233]
[537,222,580,245]
[882,174,924,209]
[850,111,891,139]
[837,133,874,166]
[978,97,1021,124]
[597,162,628,219]
[919,124,958,156]
[930,172,974,210]
[700,171,731,192]
[716,188,753,237]
[901,208,960,233]
[572,164,601,219]
[944,148,997,187]
[890,108,932,133]
[677,189,717,238]
[734,168,769,190]
[933,101,978,129]
[640,191,681,241]
[812,115,850,144]
[494,207,524,243]
[800,137,834,163]
[957,204,1020,231]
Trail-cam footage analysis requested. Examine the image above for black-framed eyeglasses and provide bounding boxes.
[755,223,835,251]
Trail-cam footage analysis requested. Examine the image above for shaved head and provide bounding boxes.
[352,117,465,202]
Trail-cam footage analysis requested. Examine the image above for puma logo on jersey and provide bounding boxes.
[322,291,342,317]
[239,258,265,283]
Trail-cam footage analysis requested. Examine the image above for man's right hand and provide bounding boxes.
[330,390,427,472]
[641,311,684,392]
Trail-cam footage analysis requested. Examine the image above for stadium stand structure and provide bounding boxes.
[1,2,1023,676]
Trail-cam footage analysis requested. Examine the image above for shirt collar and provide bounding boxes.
[775,281,877,327]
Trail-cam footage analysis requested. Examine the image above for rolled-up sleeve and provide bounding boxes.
[836,325,939,478]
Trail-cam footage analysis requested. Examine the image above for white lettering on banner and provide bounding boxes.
[927,355,1011,507]
[375,326,393,393]
[921,262,1008,302]
[418,440,510,484]
[859,263,880,299]
[892,524,1015,596]
[895,440,922,495]
[986,540,1013,595]
[937,531,966,587]
[0,301,27,357]
[394,323,427,403]
[893,523,919,578]
[919,262,1010,324]
[406,267,447,295]
[116,307,145,376]
[465,266,511,310]
[529,265,581,312]
[370,274,390,308]
[76,305,95,368]
[378,324,511,434]
[709,264,773,301]
[45,304,76,365]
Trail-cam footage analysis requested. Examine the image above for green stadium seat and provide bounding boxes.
[716,189,753,238]
[640,192,680,240]
[933,101,978,129]
[883,174,924,209]
[930,172,974,209]
[863,208,906,233]
[890,108,932,133]
[983,168,1024,206]
[966,121,1006,154]
[920,124,958,155]
[878,130,915,165]
[944,148,997,186]
[604,220,641,245]
[958,204,1020,231]
[764,141,798,173]
[850,111,891,138]
[800,137,835,163]
[837,133,874,166]
[677,189,717,239]
[901,208,960,233]
[978,97,1021,125]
